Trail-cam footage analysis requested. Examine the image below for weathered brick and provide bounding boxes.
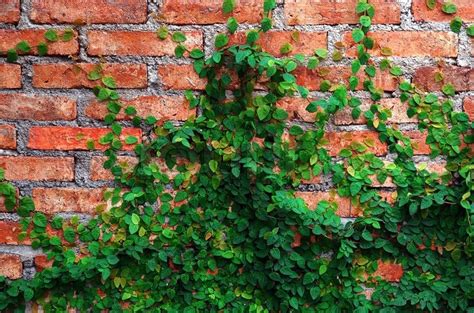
[0,254,22,279]
[87,30,203,56]
[324,131,387,156]
[32,63,147,89]
[413,66,473,92]
[334,99,415,125]
[159,0,264,24]
[295,191,351,217]
[0,30,79,56]
[27,127,141,151]
[0,221,24,245]
[35,255,54,272]
[285,0,400,25]
[0,157,74,181]
[30,0,147,24]
[158,64,206,90]
[464,97,474,121]
[229,31,327,56]
[0,0,19,23]
[403,131,431,155]
[412,0,474,22]
[373,260,403,282]
[85,95,195,121]
[342,31,457,57]
[0,64,21,89]
[0,125,16,149]
[276,98,316,122]
[294,66,397,91]
[0,94,76,121]
[32,188,105,214]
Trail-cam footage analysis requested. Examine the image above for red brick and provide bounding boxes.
[324,131,387,156]
[0,221,24,245]
[295,191,351,217]
[30,0,147,24]
[334,99,415,125]
[158,64,206,90]
[229,31,327,56]
[464,97,474,121]
[0,157,74,181]
[87,30,203,56]
[0,0,19,23]
[32,188,105,214]
[285,0,400,25]
[0,30,79,56]
[294,66,397,91]
[0,64,21,89]
[412,0,474,22]
[27,126,141,151]
[0,254,22,279]
[32,63,147,89]
[342,31,457,57]
[35,255,54,272]
[277,98,317,122]
[0,125,16,149]
[373,260,403,282]
[0,94,76,121]
[413,66,473,92]
[159,0,264,24]
[85,95,195,121]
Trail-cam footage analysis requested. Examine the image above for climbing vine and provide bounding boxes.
[0,0,473,312]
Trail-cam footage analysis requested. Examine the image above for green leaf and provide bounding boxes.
[289,125,303,136]
[257,105,270,120]
[209,160,218,173]
[107,255,119,265]
[319,264,328,275]
[450,17,462,33]
[359,16,371,27]
[315,48,328,59]
[33,213,47,228]
[64,227,76,243]
[175,44,186,58]
[442,3,457,14]
[16,41,31,53]
[190,48,204,58]
[264,0,276,13]
[352,29,365,43]
[222,0,235,14]
[289,297,299,309]
[350,182,362,196]
[442,83,455,96]
[261,17,272,32]
[102,76,117,88]
[37,42,48,56]
[6,49,17,63]
[61,28,74,41]
[247,31,260,45]
[467,25,474,37]
[273,108,288,120]
[172,32,187,43]
[88,70,101,81]
[125,136,138,145]
[215,34,229,48]
[131,213,140,225]
[425,0,436,10]
[44,29,58,42]
[227,17,239,33]
[157,26,169,40]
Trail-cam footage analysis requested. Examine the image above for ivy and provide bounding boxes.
[0,1,473,312]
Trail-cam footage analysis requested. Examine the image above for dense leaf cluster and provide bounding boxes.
[0,0,473,312]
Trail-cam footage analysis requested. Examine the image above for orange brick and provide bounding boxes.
[32,63,147,89]
[412,0,474,22]
[295,191,351,217]
[464,97,474,121]
[276,97,317,122]
[413,66,473,92]
[342,31,457,57]
[85,95,195,121]
[285,0,400,25]
[87,30,203,56]
[30,0,147,24]
[403,131,431,155]
[324,131,387,156]
[35,255,54,272]
[229,31,327,56]
[0,64,21,89]
[27,126,141,151]
[0,221,24,245]
[158,64,206,90]
[0,94,76,120]
[0,125,16,149]
[159,0,264,24]
[0,30,79,56]
[373,260,403,282]
[294,66,398,91]
[334,99,415,125]
[32,188,105,214]
[0,254,22,279]
[0,0,20,23]
[0,157,74,181]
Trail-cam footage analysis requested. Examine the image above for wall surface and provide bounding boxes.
[0,0,473,287]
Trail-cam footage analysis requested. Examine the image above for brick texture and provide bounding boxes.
[33,63,147,89]
[464,97,474,121]
[0,94,76,120]
[412,0,474,22]
[0,64,21,89]
[0,30,79,56]
[0,254,22,279]
[32,188,105,214]
[295,191,352,217]
[30,0,148,24]
[0,157,74,181]
[0,125,16,149]
[0,0,20,23]
[413,66,473,92]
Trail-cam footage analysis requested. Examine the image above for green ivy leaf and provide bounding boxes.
[441,3,457,14]
[227,17,239,33]
[44,29,58,42]
[352,29,365,43]
[16,41,31,53]
[6,49,17,63]
[215,34,229,49]
[222,0,235,14]
[172,32,187,43]
[157,26,169,40]
[450,17,462,33]
[102,76,117,89]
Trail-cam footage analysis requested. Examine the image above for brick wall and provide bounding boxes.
[0,0,472,283]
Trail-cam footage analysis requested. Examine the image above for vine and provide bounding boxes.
[0,0,473,312]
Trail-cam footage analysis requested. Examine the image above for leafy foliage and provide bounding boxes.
[0,1,473,312]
